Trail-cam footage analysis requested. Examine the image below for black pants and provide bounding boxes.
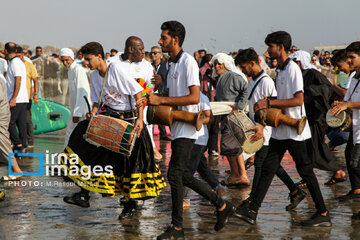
[345,132,360,190]
[249,146,298,200]
[207,115,220,153]
[158,125,168,139]
[168,138,224,228]
[9,103,27,146]
[250,138,327,213]
[26,100,34,145]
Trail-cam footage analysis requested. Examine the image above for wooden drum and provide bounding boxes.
[326,110,352,131]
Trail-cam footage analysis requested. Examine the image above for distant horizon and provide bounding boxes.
[1,0,359,56]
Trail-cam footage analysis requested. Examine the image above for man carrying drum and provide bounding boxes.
[234,48,306,211]
[330,42,360,220]
[211,52,250,187]
[61,42,166,220]
[234,31,331,227]
[148,21,234,240]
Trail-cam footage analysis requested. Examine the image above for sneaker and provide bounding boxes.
[63,192,90,208]
[338,191,360,202]
[233,206,257,225]
[214,201,235,231]
[210,150,219,156]
[0,191,5,202]
[301,211,332,227]
[286,189,307,211]
[118,200,137,220]
[157,225,184,240]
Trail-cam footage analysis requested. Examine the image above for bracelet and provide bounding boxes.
[267,98,271,108]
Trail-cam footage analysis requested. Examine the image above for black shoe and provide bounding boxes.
[338,191,360,201]
[301,211,332,227]
[157,225,184,240]
[214,201,235,231]
[118,200,137,220]
[0,191,5,202]
[63,192,90,208]
[234,206,257,225]
[238,198,250,210]
[286,189,306,211]
[351,212,360,220]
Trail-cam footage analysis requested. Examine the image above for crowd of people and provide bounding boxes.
[1,20,360,239]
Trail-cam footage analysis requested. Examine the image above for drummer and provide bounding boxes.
[211,52,250,187]
[61,42,166,220]
[148,20,234,239]
[234,31,331,227]
[234,48,305,211]
[330,42,360,220]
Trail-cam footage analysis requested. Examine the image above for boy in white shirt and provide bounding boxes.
[234,31,330,227]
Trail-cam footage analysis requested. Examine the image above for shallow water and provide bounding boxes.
[0,133,359,240]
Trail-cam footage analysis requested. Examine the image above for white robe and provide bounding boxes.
[64,62,91,147]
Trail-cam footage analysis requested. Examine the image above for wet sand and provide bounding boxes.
[0,133,359,240]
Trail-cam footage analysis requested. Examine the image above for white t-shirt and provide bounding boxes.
[0,58,8,75]
[195,92,211,146]
[345,71,356,90]
[167,51,200,140]
[272,59,311,141]
[344,75,360,144]
[6,57,28,103]
[248,71,277,146]
[102,62,143,111]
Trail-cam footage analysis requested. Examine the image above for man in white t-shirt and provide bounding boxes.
[59,48,91,147]
[235,48,306,211]
[107,37,163,161]
[330,42,360,219]
[5,42,28,151]
[148,21,234,240]
[234,31,330,227]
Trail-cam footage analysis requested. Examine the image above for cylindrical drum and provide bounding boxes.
[326,110,352,131]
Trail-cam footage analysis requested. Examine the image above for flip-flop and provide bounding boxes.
[245,160,254,170]
[324,176,346,185]
[221,178,250,187]
[1,176,21,181]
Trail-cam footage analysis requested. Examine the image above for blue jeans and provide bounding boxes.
[327,130,349,147]
[168,138,224,228]
[249,146,298,200]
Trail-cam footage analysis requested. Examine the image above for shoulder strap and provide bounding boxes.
[248,75,266,100]
[97,63,112,113]
[348,79,360,101]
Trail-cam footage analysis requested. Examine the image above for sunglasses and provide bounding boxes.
[150,51,160,55]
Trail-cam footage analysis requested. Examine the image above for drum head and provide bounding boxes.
[326,110,346,129]
[242,134,264,154]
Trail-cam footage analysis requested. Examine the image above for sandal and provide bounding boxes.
[296,179,307,188]
[324,176,346,186]
[1,176,21,181]
[245,160,254,170]
[221,177,250,187]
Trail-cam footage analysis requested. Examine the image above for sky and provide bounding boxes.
[1,0,359,55]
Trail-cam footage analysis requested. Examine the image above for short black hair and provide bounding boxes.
[199,53,213,67]
[346,41,360,56]
[110,48,118,53]
[265,31,292,52]
[331,49,347,65]
[313,50,320,56]
[36,46,42,50]
[5,42,17,54]
[16,46,23,53]
[28,50,32,56]
[80,42,105,60]
[198,49,207,54]
[234,48,259,65]
[161,21,186,47]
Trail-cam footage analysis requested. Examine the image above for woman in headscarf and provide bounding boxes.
[290,50,346,185]
[212,53,250,186]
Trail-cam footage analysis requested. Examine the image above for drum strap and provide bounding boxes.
[349,79,360,101]
[248,76,266,100]
[97,64,112,114]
